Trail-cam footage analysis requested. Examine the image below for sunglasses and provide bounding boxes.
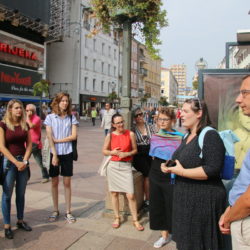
[134,112,143,118]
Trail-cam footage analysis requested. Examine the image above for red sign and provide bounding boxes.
[0,71,31,86]
[90,97,97,101]
[0,42,38,60]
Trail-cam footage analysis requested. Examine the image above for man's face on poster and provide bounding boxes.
[236,76,250,117]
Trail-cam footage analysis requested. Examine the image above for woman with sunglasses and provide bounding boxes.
[102,113,144,231]
[149,107,183,248]
[162,99,226,250]
[132,108,155,206]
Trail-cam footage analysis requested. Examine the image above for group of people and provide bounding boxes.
[103,75,250,250]
[0,92,78,239]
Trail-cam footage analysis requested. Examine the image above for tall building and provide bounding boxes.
[47,0,120,115]
[161,68,178,105]
[170,64,187,105]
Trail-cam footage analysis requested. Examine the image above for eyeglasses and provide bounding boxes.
[134,112,143,118]
[240,89,250,98]
[158,118,171,122]
[114,120,124,125]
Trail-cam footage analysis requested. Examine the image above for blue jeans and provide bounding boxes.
[32,143,49,179]
[104,129,109,136]
[2,156,29,225]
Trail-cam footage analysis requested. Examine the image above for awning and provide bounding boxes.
[0,96,50,103]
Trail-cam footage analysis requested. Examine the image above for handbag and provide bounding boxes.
[70,115,78,161]
[98,155,111,176]
[0,154,6,185]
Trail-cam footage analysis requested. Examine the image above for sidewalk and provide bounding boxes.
[0,119,177,250]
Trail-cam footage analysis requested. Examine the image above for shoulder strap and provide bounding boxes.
[198,126,215,158]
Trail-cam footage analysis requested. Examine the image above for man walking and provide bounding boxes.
[91,107,97,126]
[219,75,250,249]
[26,104,49,183]
[101,103,116,136]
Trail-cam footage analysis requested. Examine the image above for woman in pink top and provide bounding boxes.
[102,113,144,231]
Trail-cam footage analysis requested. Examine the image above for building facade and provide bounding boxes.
[0,1,50,106]
[160,67,178,105]
[170,64,187,105]
[47,0,120,115]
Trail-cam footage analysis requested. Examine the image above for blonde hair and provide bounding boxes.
[3,99,28,131]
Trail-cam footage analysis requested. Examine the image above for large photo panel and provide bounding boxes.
[198,69,250,169]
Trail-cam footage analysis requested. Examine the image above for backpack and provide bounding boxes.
[197,127,239,180]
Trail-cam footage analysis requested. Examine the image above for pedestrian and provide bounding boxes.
[132,108,155,207]
[149,107,183,248]
[219,75,250,249]
[91,107,97,126]
[99,106,105,121]
[101,103,116,136]
[162,98,226,250]
[71,105,80,122]
[176,108,182,127]
[26,104,49,183]
[44,92,79,223]
[102,113,144,231]
[0,99,32,239]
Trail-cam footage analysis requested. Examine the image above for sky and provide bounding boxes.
[159,0,250,86]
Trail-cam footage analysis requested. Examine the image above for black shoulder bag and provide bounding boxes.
[70,115,78,161]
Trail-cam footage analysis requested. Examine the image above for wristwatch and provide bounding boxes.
[23,160,29,165]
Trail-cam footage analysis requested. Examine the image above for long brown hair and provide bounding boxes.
[3,99,28,131]
[51,92,72,115]
[184,98,211,134]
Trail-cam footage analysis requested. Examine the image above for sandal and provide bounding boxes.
[133,220,144,231]
[49,211,59,222]
[65,213,76,223]
[112,216,120,229]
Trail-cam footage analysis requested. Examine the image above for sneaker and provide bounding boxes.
[41,178,49,183]
[153,235,172,248]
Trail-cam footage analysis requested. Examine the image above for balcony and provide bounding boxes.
[139,68,148,77]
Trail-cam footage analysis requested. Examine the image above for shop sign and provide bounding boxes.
[0,64,41,95]
[0,32,44,68]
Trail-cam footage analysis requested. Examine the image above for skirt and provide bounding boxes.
[107,161,134,194]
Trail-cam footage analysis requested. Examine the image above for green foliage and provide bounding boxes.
[33,79,50,97]
[108,91,118,101]
[158,96,169,106]
[192,79,198,90]
[140,92,151,103]
[91,0,168,58]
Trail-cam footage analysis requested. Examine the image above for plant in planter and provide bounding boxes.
[91,0,167,58]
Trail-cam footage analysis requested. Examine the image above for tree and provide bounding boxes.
[108,91,119,103]
[33,79,50,117]
[192,79,198,90]
[91,0,167,58]
[158,96,169,106]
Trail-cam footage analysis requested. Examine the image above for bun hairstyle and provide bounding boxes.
[111,113,121,131]
[184,98,212,134]
[159,107,176,122]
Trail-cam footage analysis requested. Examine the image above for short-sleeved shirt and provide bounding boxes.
[0,121,29,156]
[44,113,79,155]
[28,114,42,149]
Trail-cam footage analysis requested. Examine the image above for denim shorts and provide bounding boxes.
[49,153,73,177]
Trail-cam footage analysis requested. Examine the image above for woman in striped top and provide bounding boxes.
[132,108,155,206]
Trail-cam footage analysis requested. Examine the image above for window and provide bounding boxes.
[101,62,104,74]
[114,66,116,76]
[102,43,105,55]
[84,77,88,90]
[108,64,111,76]
[108,46,111,57]
[93,39,96,51]
[93,59,96,71]
[93,79,96,91]
[114,49,116,59]
[108,82,111,93]
[85,37,88,48]
[84,56,88,69]
[101,81,104,92]
[161,89,164,94]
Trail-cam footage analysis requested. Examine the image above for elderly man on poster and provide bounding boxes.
[219,75,250,249]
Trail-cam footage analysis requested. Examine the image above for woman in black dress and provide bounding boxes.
[161,99,227,250]
[132,108,155,205]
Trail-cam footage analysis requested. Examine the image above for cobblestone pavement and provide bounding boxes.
[0,118,179,250]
